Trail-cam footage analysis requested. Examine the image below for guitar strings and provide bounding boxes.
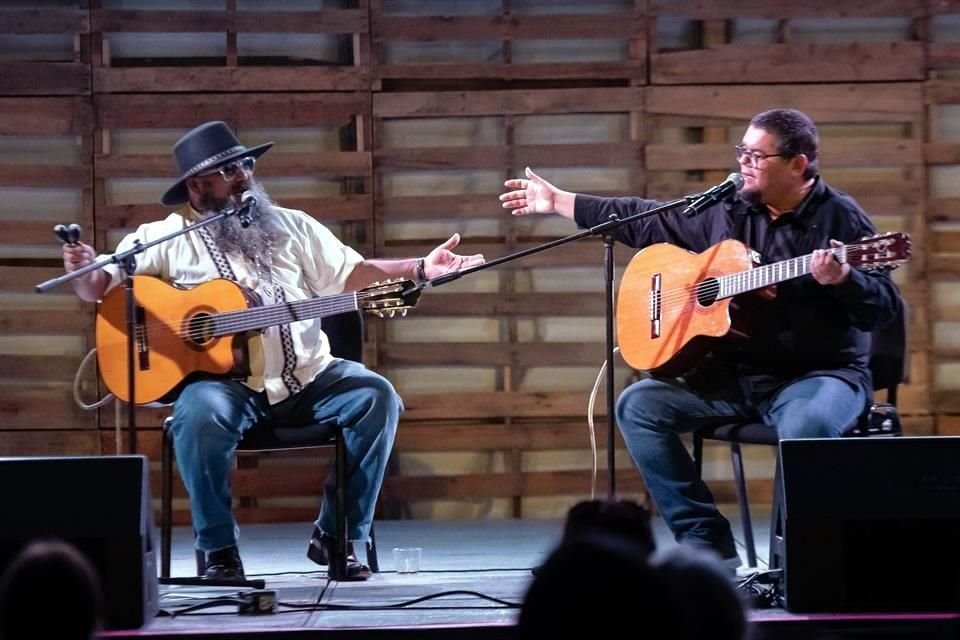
[644,245,886,312]
[96,288,388,351]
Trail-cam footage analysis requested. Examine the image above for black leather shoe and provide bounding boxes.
[204,545,245,580]
[306,527,371,581]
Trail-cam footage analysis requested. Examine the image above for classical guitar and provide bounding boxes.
[616,232,911,375]
[96,275,421,405]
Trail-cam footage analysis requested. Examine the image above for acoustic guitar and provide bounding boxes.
[96,275,421,405]
[615,232,911,376]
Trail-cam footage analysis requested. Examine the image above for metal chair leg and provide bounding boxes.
[731,442,757,568]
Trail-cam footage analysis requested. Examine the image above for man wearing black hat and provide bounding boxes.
[63,121,485,581]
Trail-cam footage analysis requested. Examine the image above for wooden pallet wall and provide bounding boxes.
[0,0,956,523]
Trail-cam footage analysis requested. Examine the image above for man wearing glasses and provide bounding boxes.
[62,121,484,581]
[499,108,901,569]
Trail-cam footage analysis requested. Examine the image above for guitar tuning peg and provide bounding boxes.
[371,281,380,287]
[388,310,396,318]
[401,309,408,317]
[375,311,384,318]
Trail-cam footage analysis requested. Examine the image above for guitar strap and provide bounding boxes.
[197,225,303,397]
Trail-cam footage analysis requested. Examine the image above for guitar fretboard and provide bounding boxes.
[716,246,843,299]
[209,292,359,337]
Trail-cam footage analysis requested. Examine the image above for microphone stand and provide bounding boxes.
[421,194,700,500]
[35,202,252,455]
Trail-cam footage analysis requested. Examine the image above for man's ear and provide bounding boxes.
[185,177,202,198]
[791,153,809,178]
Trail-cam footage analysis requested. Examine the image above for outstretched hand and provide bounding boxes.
[499,167,571,218]
[423,233,485,279]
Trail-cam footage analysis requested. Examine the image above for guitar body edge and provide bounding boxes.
[616,240,753,374]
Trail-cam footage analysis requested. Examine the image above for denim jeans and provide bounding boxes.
[168,359,401,552]
[615,374,866,560]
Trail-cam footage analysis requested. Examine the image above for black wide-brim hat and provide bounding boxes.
[161,120,274,206]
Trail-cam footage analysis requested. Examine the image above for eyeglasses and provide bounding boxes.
[733,144,785,167]
[197,156,256,181]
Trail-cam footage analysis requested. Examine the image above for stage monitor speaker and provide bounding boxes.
[779,437,960,613]
[0,455,159,630]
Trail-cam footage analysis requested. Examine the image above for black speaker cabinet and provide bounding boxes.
[0,455,159,629]
[779,437,960,613]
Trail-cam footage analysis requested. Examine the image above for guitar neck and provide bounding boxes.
[211,291,359,337]
[716,246,843,299]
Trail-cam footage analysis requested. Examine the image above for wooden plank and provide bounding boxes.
[94,67,367,93]
[652,43,924,85]
[95,151,370,178]
[928,43,960,71]
[0,356,88,382]
[928,197,960,223]
[939,415,960,436]
[401,391,604,420]
[0,63,89,96]
[379,342,605,367]
[98,196,372,230]
[375,62,645,81]
[928,80,960,104]
[395,421,627,452]
[925,143,960,165]
[0,9,89,34]
[95,93,368,128]
[0,164,90,188]
[414,292,607,317]
[8,219,92,245]
[0,430,99,456]
[0,97,93,134]
[92,9,367,34]
[372,14,643,40]
[932,230,960,253]
[930,255,960,277]
[376,240,637,268]
[373,87,643,118]
[934,390,960,414]
[375,143,636,171]
[651,0,925,18]
[0,388,97,429]
[646,84,923,123]
[0,311,91,333]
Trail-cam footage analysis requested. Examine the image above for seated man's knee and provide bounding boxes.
[778,404,847,440]
[616,379,671,430]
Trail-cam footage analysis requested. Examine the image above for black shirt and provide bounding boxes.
[573,176,903,403]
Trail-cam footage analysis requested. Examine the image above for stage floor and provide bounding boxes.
[104,509,959,639]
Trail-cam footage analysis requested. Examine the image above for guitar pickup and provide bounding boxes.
[649,273,662,339]
[135,304,150,370]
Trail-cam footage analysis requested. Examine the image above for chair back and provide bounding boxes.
[867,298,907,398]
[323,310,364,363]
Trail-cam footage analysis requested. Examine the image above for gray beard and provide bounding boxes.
[200,182,285,262]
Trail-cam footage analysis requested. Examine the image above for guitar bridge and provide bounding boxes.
[649,273,662,339]
[135,304,150,370]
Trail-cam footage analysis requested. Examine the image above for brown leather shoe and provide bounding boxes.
[204,545,245,580]
[306,528,371,581]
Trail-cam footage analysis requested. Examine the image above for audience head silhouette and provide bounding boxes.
[0,539,102,640]
[518,498,749,639]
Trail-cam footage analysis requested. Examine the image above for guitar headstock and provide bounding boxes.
[358,279,421,318]
[846,232,911,271]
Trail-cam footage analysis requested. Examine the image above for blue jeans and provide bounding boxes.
[615,375,866,559]
[168,359,401,552]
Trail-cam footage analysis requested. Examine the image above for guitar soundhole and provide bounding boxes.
[696,278,720,307]
[185,313,215,344]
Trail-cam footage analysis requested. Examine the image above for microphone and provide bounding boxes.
[682,173,744,217]
[237,190,258,228]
